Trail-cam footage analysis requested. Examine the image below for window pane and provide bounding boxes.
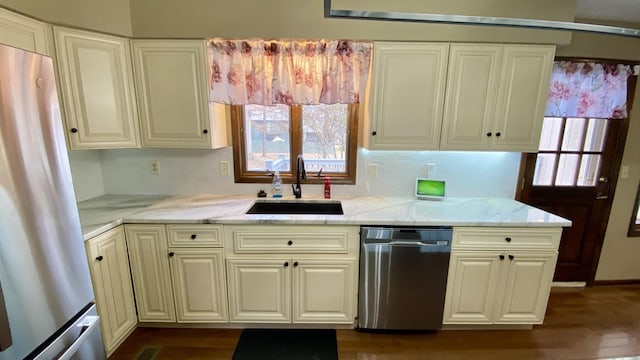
[577,154,601,186]
[301,104,348,174]
[533,154,557,186]
[561,118,586,151]
[244,104,290,172]
[583,118,608,152]
[556,154,580,186]
[539,117,563,151]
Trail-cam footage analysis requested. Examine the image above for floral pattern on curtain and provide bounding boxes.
[208,39,372,105]
[546,61,633,119]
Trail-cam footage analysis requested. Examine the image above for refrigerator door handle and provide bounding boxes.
[0,280,13,351]
[56,315,100,360]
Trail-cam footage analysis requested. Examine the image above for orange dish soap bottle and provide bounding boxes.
[324,176,331,199]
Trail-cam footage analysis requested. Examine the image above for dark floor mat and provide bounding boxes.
[232,329,338,360]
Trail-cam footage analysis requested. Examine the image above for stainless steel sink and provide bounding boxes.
[246,200,344,215]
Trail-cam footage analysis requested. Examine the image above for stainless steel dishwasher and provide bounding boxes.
[358,226,452,330]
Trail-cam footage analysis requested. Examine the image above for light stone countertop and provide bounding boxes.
[78,194,571,240]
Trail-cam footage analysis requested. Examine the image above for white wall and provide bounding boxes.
[98,147,520,198]
[67,150,105,202]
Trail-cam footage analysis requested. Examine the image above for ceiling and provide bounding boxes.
[575,0,640,24]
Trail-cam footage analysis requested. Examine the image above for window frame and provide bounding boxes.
[230,104,358,185]
[629,181,640,237]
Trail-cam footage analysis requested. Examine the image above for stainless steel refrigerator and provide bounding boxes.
[0,44,106,359]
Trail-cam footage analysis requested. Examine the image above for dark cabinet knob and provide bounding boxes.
[203,129,209,134]
[96,255,104,261]
[169,252,175,257]
[293,261,299,267]
[287,240,293,246]
[190,234,197,240]
[495,132,501,137]
[486,132,492,137]
[284,261,289,267]
[505,237,512,242]
[371,131,377,136]
[499,255,505,260]
[70,128,78,133]
[509,255,515,260]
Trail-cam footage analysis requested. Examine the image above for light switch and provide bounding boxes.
[220,161,230,176]
[367,164,377,178]
[620,165,630,179]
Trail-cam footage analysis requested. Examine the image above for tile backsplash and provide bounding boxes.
[70,147,520,199]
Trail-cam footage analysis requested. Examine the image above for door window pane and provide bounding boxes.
[533,154,557,186]
[556,154,580,186]
[302,104,348,174]
[244,104,290,171]
[577,154,601,186]
[539,117,563,151]
[561,118,586,151]
[583,118,608,152]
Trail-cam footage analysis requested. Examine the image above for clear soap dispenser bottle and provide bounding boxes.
[272,171,283,198]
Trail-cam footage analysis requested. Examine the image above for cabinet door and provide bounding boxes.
[85,227,136,356]
[132,40,219,148]
[125,225,176,322]
[369,42,449,150]
[227,258,290,323]
[54,27,140,149]
[0,8,50,55]
[170,249,228,322]
[440,44,502,150]
[493,45,555,152]
[493,252,557,324]
[443,251,503,324]
[292,259,356,324]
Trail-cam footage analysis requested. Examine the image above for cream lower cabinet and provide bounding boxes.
[126,224,228,323]
[443,227,561,325]
[225,225,359,325]
[85,226,137,356]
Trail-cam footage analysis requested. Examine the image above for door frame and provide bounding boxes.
[516,57,637,286]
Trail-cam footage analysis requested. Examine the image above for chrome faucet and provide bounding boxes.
[292,155,306,198]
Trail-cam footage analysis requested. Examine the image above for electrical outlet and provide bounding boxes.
[220,161,230,176]
[620,165,630,179]
[150,160,160,175]
[426,162,436,177]
[367,163,378,178]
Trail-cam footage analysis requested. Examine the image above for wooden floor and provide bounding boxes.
[110,285,640,360]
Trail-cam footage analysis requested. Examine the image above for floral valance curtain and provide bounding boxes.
[208,39,372,105]
[546,61,633,119]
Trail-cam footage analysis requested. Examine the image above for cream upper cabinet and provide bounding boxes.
[132,40,227,148]
[0,7,50,55]
[85,226,137,356]
[170,249,228,323]
[443,227,561,325]
[54,27,140,149]
[441,44,555,151]
[369,42,449,150]
[125,224,176,322]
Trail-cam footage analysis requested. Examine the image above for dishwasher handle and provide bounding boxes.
[389,240,447,247]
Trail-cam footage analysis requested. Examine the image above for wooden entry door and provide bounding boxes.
[519,117,623,282]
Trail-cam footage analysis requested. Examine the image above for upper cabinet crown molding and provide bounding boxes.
[131,40,227,149]
[54,27,141,149]
[0,7,50,56]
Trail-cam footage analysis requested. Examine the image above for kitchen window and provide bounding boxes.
[230,103,358,184]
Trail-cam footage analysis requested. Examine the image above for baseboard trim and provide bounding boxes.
[593,279,640,286]
[551,281,586,287]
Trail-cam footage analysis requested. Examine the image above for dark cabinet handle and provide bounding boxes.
[505,237,512,242]
[293,261,299,267]
[203,129,209,134]
[287,240,293,246]
[169,252,175,257]
[284,261,289,267]
[70,128,78,133]
[495,132,501,137]
[96,255,104,261]
[499,255,505,260]
[509,255,515,260]
[190,234,197,240]
[371,131,377,136]
[486,132,492,137]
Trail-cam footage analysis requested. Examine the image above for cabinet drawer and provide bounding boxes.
[452,227,561,251]
[167,224,223,247]
[230,226,350,254]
